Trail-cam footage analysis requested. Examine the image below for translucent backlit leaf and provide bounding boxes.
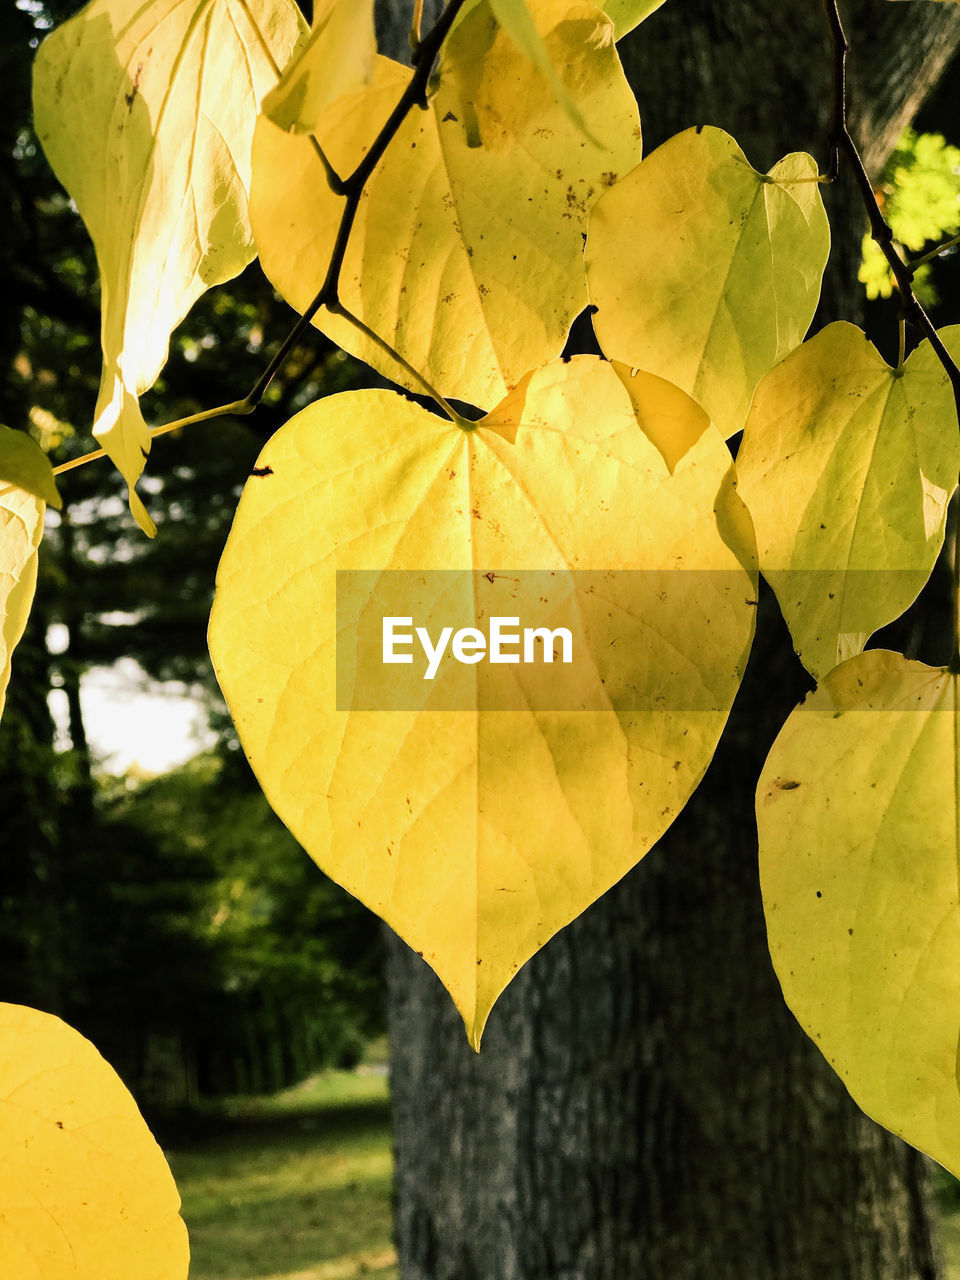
[0,1002,189,1279]
[250,0,642,412]
[757,650,960,1177]
[262,0,375,134]
[209,357,756,1047]
[0,486,44,721]
[0,426,60,509]
[601,0,668,37]
[32,0,306,534]
[587,126,830,438]
[736,322,960,679]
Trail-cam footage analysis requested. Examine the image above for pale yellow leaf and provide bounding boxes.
[758,650,960,1177]
[736,322,960,679]
[250,0,641,412]
[587,127,830,437]
[32,0,306,534]
[262,0,375,134]
[0,486,44,722]
[601,0,667,37]
[0,1002,189,1279]
[208,357,756,1047]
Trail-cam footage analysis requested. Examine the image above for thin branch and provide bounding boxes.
[909,230,960,274]
[822,0,960,409]
[822,0,960,667]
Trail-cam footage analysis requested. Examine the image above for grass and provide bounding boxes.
[167,1064,960,1280]
[165,1063,396,1280]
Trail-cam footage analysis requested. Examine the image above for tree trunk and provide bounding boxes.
[386,2,960,1277]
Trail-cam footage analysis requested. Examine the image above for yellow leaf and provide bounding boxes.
[0,1002,189,1279]
[483,0,596,140]
[586,127,830,438]
[0,486,44,722]
[736,322,960,680]
[0,426,60,509]
[32,0,306,534]
[601,0,668,37]
[262,0,375,135]
[208,357,756,1047]
[250,0,642,412]
[757,650,960,1177]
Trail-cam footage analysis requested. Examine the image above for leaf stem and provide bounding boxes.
[51,399,253,476]
[909,231,960,274]
[327,302,465,424]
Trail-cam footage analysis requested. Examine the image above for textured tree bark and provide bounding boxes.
[386,2,960,1277]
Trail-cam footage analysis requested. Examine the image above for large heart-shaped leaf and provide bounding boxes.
[0,1003,189,1279]
[758,649,960,1177]
[250,0,642,412]
[736,323,960,679]
[209,357,756,1046]
[33,0,306,533]
[586,126,830,438]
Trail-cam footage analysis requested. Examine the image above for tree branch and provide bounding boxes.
[822,0,960,407]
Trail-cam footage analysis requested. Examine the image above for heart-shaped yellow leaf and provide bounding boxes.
[586,126,830,438]
[250,0,642,412]
[736,323,960,679]
[758,649,960,1177]
[33,0,306,533]
[0,1003,189,1279]
[0,485,45,721]
[209,357,756,1046]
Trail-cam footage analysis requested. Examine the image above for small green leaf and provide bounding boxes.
[758,650,960,1178]
[0,425,61,509]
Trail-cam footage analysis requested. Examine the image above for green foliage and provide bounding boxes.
[860,127,960,304]
[7,0,960,1259]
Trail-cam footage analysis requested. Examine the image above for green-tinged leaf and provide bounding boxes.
[208,357,756,1048]
[250,0,641,412]
[0,1002,189,1278]
[0,426,60,509]
[0,485,44,721]
[602,0,667,37]
[736,322,960,680]
[587,126,830,437]
[483,0,595,139]
[262,0,375,134]
[32,0,306,534]
[757,650,960,1177]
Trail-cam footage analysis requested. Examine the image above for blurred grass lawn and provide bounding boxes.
[166,1062,396,1280]
[167,1063,960,1280]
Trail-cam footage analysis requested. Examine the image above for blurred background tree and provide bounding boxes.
[0,0,385,1110]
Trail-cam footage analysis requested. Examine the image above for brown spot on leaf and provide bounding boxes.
[775,778,800,790]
